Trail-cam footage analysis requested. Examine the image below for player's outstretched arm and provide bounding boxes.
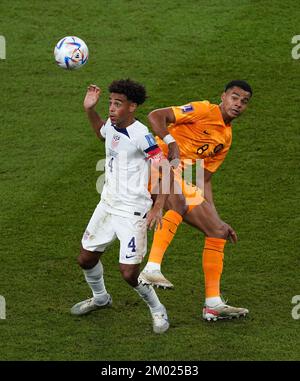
[83,84,105,140]
[148,108,180,165]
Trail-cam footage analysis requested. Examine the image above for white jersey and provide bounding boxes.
[99,118,162,217]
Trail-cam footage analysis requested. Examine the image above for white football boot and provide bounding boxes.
[71,294,112,316]
[203,301,249,321]
[138,270,174,289]
[151,304,170,334]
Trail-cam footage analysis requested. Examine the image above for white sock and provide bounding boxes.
[205,296,223,307]
[144,261,161,272]
[83,261,108,305]
[134,282,162,313]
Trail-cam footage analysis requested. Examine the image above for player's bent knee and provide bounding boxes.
[119,264,139,287]
[120,269,134,283]
[208,223,228,239]
[77,247,100,269]
[219,223,229,239]
[77,255,86,268]
[77,255,96,269]
[165,194,187,216]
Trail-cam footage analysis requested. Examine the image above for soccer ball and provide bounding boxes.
[54,36,88,70]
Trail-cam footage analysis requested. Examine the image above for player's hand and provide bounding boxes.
[84,84,101,110]
[167,142,180,168]
[146,207,163,231]
[226,224,238,244]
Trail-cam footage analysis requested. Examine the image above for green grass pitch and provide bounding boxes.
[0,0,299,360]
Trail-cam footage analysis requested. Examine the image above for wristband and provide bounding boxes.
[163,134,176,145]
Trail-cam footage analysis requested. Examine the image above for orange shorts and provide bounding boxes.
[174,175,205,211]
[148,169,205,212]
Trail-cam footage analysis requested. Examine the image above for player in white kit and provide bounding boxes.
[70,79,170,333]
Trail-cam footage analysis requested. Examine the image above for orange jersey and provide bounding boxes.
[156,101,232,173]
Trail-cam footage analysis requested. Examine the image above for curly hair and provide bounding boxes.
[108,78,147,105]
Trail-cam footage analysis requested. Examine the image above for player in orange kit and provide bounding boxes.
[139,80,252,321]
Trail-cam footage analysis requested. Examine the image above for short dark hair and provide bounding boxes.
[225,80,252,96]
[108,78,147,105]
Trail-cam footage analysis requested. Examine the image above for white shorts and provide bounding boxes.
[81,202,147,264]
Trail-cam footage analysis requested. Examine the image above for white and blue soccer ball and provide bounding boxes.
[54,36,88,70]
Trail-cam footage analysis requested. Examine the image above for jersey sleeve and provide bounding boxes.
[204,146,230,173]
[136,131,165,162]
[172,101,210,124]
[100,122,107,138]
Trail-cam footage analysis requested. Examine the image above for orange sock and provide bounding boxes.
[202,237,226,298]
[148,210,183,264]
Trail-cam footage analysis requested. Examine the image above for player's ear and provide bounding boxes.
[221,92,226,102]
[129,102,137,113]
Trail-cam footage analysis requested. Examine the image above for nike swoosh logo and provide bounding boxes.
[203,130,210,135]
[126,254,136,259]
